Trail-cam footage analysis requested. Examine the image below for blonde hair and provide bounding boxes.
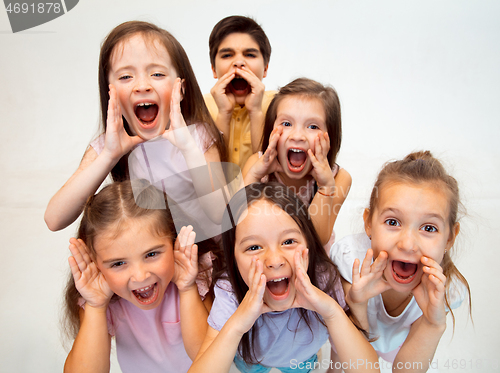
[367,151,471,327]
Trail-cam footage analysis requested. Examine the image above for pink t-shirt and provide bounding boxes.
[107,282,191,373]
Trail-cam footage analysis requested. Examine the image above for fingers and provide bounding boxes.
[421,256,446,285]
[359,249,374,276]
[176,225,196,258]
[372,250,388,273]
[107,84,122,129]
[169,78,183,124]
[293,247,311,290]
[236,66,263,91]
[421,257,446,295]
[352,258,361,282]
[262,127,282,163]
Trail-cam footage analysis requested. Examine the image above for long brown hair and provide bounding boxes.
[63,180,217,340]
[215,182,344,364]
[97,21,226,181]
[261,78,342,167]
[367,150,472,327]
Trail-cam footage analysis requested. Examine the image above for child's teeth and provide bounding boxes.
[290,149,303,153]
[272,277,286,282]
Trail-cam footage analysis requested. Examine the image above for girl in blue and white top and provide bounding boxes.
[189,182,379,373]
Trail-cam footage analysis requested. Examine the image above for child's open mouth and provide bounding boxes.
[391,260,418,284]
[287,148,308,173]
[132,282,159,305]
[266,277,290,299]
[134,102,158,127]
[230,77,249,94]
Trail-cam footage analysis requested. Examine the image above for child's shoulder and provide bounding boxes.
[330,233,370,283]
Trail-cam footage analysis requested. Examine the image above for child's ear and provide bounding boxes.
[211,65,218,79]
[446,222,460,252]
[363,208,372,238]
[180,79,186,101]
[263,63,269,79]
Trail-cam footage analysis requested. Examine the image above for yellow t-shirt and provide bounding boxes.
[204,91,276,169]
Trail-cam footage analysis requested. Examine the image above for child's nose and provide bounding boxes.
[264,250,285,270]
[134,76,152,93]
[233,59,245,68]
[397,229,418,253]
[131,264,151,283]
[290,127,306,141]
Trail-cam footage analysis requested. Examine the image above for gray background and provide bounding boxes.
[0,0,499,372]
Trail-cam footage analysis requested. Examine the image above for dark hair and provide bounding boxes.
[209,15,271,67]
[63,180,217,340]
[367,150,471,326]
[215,182,342,364]
[98,21,226,181]
[261,78,342,167]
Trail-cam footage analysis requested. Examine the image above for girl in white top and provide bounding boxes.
[243,78,352,249]
[330,151,471,372]
[45,21,226,232]
[188,183,379,373]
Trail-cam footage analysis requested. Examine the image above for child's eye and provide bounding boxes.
[111,261,125,268]
[152,73,165,77]
[146,251,159,259]
[245,53,257,58]
[221,53,233,59]
[282,238,296,246]
[307,124,320,130]
[281,121,292,127]
[421,225,438,233]
[118,75,132,80]
[384,219,400,227]
[246,245,261,252]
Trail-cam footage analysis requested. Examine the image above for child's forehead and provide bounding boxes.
[111,33,170,62]
[218,32,260,50]
[237,199,297,226]
[375,180,451,217]
[94,217,171,250]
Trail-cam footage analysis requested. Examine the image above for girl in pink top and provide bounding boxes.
[63,180,215,373]
[44,21,226,232]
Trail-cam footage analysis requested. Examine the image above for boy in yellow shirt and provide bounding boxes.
[204,16,275,168]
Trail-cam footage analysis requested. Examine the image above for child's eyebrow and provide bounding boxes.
[101,244,165,264]
[381,208,446,223]
[238,235,260,246]
[218,47,260,55]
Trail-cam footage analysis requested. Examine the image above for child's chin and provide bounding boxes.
[264,292,295,312]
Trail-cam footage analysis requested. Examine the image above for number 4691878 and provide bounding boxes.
[6,3,62,14]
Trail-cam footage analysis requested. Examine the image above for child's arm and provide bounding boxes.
[45,85,143,231]
[242,126,283,185]
[308,132,352,245]
[64,238,114,373]
[392,256,447,372]
[173,226,210,360]
[293,248,380,373]
[163,78,226,225]
[236,66,266,153]
[188,258,272,373]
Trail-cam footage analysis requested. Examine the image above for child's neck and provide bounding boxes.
[277,171,312,190]
[381,289,413,317]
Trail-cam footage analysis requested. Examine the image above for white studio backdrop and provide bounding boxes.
[0,1,499,372]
